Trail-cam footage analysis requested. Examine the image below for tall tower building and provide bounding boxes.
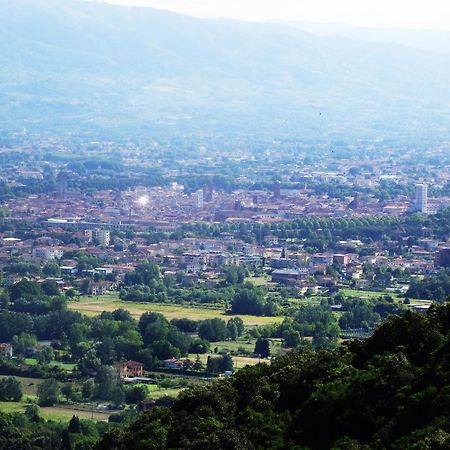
[56,172,68,198]
[195,190,204,209]
[203,183,214,202]
[415,183,428,214]
[273,181,281,199]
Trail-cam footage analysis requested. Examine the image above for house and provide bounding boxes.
[89,281,116,296]
[115,360,144,378]
[163,358,184,369]
[271,269,308,285]
[4,274,23,286]
[61,266,78,275]
[0,343,13,359]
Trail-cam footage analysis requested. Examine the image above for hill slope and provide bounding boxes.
[2,0,450,140]
[95,304,450,449]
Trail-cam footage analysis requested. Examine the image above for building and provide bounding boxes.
[4,274,23,286]
[436,247,450,268]
[271,269,308,285]
[56,172,68,198]
[115,360,144,378]
[86,229,111,246]
[195,190,204,209]
[163,358,184,369]
[273,181,281,199]
[95,229,110,247]
[202,183,214,202]
[32,247,64,260]
[415,183,428,214]
[0,343,13,359]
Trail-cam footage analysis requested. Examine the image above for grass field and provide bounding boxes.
[0,399,111,421]
[69,294,283,326]
[24,359,77,371]
[209,338,284,356]
[339,289,429,303]
[245,276,271,287]
[339,289,401,299]
[188,352,266,368]
[0,375,43,396]
[41,405,111,421]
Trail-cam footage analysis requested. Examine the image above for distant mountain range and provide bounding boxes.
[2,0,450,141]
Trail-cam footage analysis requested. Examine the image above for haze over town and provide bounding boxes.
[0,1,449,448]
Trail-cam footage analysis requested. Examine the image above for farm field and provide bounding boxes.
[339,288,430,304]
[69,294,284,326]
[339,289,403,300]
[0,399,111,421]
[189,352,266,368]
[24,359,77,371]
[208,338,284,355]
[0,375,43,396]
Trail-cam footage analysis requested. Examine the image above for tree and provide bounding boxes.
[228,317,245,337]
[198,319,228,342]
[254,338,271,358]
[61,383,75,403]
[125,386,147,404]
[231,286,269,316]
[227,321,238,340]
[37,378,60,406]
[9,280,44,301]
[111,387,125,408]
[0,377,22,401]
[206,354,234,374]
[68,415,82,434]
[42,262,61,277]
[82,379,95,400]
[193,355,204,371]
[24,403,41,422]
[95,366,120,401]
[41,280,60,296]
[37,345,55,365]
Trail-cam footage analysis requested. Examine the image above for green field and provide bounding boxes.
[246,276,271,287]
[69,294,283,326]
[339,289,429,304]
[24,359,77,371]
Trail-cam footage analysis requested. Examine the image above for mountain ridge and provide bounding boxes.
[2,0,450,141]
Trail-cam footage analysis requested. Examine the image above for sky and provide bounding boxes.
[99,0,450,30]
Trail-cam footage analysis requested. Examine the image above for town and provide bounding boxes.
[0,139,448,432]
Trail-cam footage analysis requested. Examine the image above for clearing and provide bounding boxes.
[69,294,283,326]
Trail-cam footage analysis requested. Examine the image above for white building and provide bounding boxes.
[415,183,428,214]
[86,229,111,246]
[95,229,111,247]
[32,247,64,260]
[0,343,13,359]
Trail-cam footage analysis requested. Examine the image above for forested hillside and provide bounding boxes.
[95,304,450,449]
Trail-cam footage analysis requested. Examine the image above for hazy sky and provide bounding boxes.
[99,0,450,30]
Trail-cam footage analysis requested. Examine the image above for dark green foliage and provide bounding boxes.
[407,268,450,302]
[198,318,228,342]
[254,338,270,358]
[0,376,22,401]
[231,285,277,316]
[206,354,233,374]
[96,304,450,449]
[68,415,81,434]
[37,378,60,406]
